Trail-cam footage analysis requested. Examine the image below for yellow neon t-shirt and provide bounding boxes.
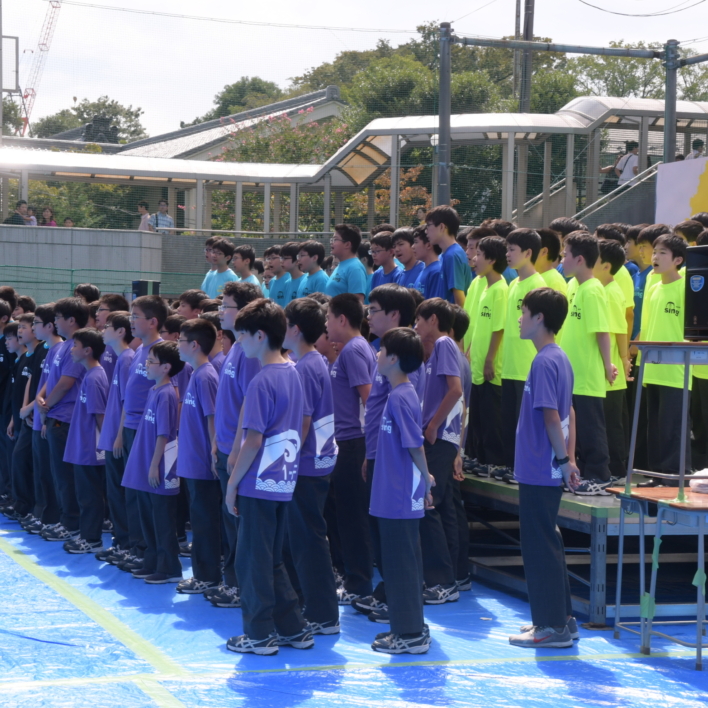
[462,275,486,355]
[501,272,546,381]
[471,278,508,386]
[559,277,609,398]
[615,265,635,311]
[642,278,692,390]
[540,267,568,295]
[605,279,627,392]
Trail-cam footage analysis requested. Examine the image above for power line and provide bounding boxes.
[46,0,420,33]
[577,0,706,16]
[454,0,501,23]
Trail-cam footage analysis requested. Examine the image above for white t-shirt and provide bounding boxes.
[138,213,151,231]
[617,152,639,185]
[685,149,704,161]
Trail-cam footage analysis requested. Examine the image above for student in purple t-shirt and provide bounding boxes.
[175,319,221,595]
[94,293,130,384]
[508,288,581,650]
[36,297,88,542]
[414,298,464,605]
[326,293,377,603]
[96,311,135,563]
[122,341,184,584]
[369,328,434,654]
[114,295,169,572]
[63,329,109,553]
[209,280,262,609]
[283,298,339,634]
[200,311,226,374]
[224,299,309,656]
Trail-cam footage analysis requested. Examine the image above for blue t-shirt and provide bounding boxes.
[269,274,291,307]
[625,261,640,280]
[239,273,263,293]
[632,265,653,339]
[398,261,425,288]
[514,343,573,486]
[283,274,306,303]
[439,243,472,303]
[325,257,369,297]
[370,265,402,291]
[201,269,239,298]
[297,270,330,298]
[415,261,442,299]
[502,266,518,285]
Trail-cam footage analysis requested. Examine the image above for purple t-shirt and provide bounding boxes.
[515,344,574,486]
[64,366,108,466]
[209,350,225,374]
[370,382,426,519]
[173,362,192,404]
[177,362,218,480]
[100,347,116,384]
[215,343,262,455]
[98,348,135,452]
[123,339,163,430]
[421,336,463,446]
[239,363,304,501]
[330,336,376,441]
[295,350,338,477]
[34,342,61,432]
[122,383,180,495]
[46,340,86,423]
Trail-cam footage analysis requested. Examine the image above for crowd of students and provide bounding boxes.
[0,207,707,657]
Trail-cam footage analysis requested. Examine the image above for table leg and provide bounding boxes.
[697,514,705,671]
[638,501,648,652]
[646,507,665,656]
[590,515,608,625]
[614,503,626,639]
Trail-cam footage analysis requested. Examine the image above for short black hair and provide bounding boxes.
[199,299,220,313]
[73,283,101,302]
[180,318,217,356]
[613,223,631,235]
[138,200,149,210]
[483,219,516,239]
[99,293,130,312]
[164,314,186,335]
[380,327,424,374]
[391,227,415,246]
[693,138,705,150]
[17,312,36,326]
[280,241,302,260]
[222,281,262,309]
[549,217,587,237]
[637,223,672,245]
[370,232,395,251]
[450,304,470,343]
[506,228,542,263]
[307,292,331,306]
[211,237,235,262]
[106,311,134,344]
[158,199,168,206]
[0,286,17,312]
[368,284,417,328]
[467,226,497,244]
[0,299,12,323]
[413,224,442,255]
[674,219,704,244]
[54,297,89,328]
[234,298,286,350]
[233,244,256,269]
[298,240,326,265]
[15,200,27,208]
[73,327,106,360]
[598,240,626,275]
[522,287,568,334]
[15,295,36,313]
[478,236,508,273]
[329,293,365,330]
[564,232,599,268]
[264,245,281,258]
[696,230,708,246]
[199,311,222,331]
[179,289,208,310]
[150,340,185,377]
[132,295,170,330]
[626,140,639,151]
[415,297,454,333]
[456,226,472,248]
[690,212,708,228]
[595,224,626,246]
[4,322,18,339]
[285,298,326,345]
[334,224,362,253]
[34,303,56,328]
[625,224,649,244]
[358,241,374,269]
[371,224,395,236]
[537,228,562,261]
[252,259,264,275]
[425,205,460,236]
[654,234,688,267]
[407,286,424,310]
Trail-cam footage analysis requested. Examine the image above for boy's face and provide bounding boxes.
[652,244,683,274]
[394,239,415,265]
[218,295,240,331]
[370,244,394,268]
[330,234,348,260]
[283,321,300,351]
[376,345,397,378]
[414,314,436,341]
[637,240,653,265]
[236,329,262,359]
[70,338,89,363]
[64,219,74,227]
[314,331,335,359]
[138,205,147,215]
[519,305,542,340]
[412,236,427,261]
[54,313,73,339]
[17,321,36,346]
[325,308,346,344]
[297,250,316,274]
[145,353,169,382]
[506,244,530,270]
[466,239,479,267]
[204,245,214,266]
[130,306,154,340]
[367,300,398,338]
[426,221,446,246]
[281,253,301,275]
[176,300,200,319]
[5,335,20,354]
[102,322,121,347]
[625,239,639,262]
[12,305,25,319]
[267,254,284,276]
[32,317,51,342]
[475,247,494,278]
[232,254,249,275]
[95,303,112,330]
[177,334,199,363]
[159,327,179,342]
[560,247,582,277]
[212,248,231,268]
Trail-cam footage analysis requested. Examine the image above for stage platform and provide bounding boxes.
[1,519,708,708]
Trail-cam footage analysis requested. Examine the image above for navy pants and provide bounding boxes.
[11,423,34,516]
[32,429,59,524]
[185,477,222,583]
[123,426,146,557]
[46,418,79,532]
[74,464,106,544]
[136,489,182,577]
[216,450,239,588]
[105,451,130,550]
[573,395,611,482]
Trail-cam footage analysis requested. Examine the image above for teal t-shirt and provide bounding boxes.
[325,257,369,298]
[268,273,291,307]
[283,274,306,303]
[200,268,239,298]
[297,270,330,297]
[239,274,262,294]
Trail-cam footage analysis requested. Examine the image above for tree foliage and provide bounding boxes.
[2,97,23,135]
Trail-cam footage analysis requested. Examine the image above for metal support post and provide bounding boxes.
[195,180,204,232]
[542,139,552,225]
[565,134,575,216]
[0,1,4,148]
[519,0,535,113]
[389,134,400,226]
[334,191,344,226]
[502,133,515,221]
[289,183,298,234]
[167,187,177,222]
[204,187,212,233]
[437,22,452,206]
[639,116,650,174]
[323,174,331,233]
[367,184,376,232]
[20,170,29,202]
[235,182,243,233]
[516,144,528,225]
[590,515,608,625]
[663,39,680,164]
[263,182,271,234]
[273,190,281,233]
[0,177,7,220]
[587,128,601,206]
[513,0,521,99]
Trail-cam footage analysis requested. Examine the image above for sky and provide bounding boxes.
[5,0,708,139]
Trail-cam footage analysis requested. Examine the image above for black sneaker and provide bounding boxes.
[275,627,315,649]
[43,525,80,542]
[176,577,220,595]
[132,567,156,579]
[520,616,579,640]
[209,585,241,608]
[95,546,121,562]
[376,624,430,640]
[455,575,472,592]
[107,548,130,565]
[573,479,611,496]
[502,471,518,485]
[144,572,182,584]
[352,595,388,615]
[307,619,341,635]
[371,631,431,654]
[492,466,511,481]
[3,507,22,521]
[64,538,103,554]
[368,609,390,624]
[423,584,460,605]
[117,555,144,573]
[26,519,46,534]
[178,541,192,558]
[473,464,491,478]
[337,587,360,605]
[226,633,279,655]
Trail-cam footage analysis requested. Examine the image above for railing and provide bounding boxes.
[511,177,566,219]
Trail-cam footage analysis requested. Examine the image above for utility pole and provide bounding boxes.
[519,0,535,113]
[663,39,680,164]
[513,0,521,100]
[436,21,452,206]
[0,0,4,147]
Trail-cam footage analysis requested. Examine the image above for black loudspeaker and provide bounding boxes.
[132,280,160,299]
[685,245,708,341]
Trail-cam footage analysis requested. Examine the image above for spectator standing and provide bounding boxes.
[616,142,639,186]
[137,202,151,232]
[149,199,175,234]
[39,207,57,226]
[3,201,27,226]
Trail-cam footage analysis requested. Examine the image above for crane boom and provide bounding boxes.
[21,0,63,135]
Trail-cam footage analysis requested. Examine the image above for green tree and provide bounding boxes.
[2,97,23,135]
[530,68,580,114]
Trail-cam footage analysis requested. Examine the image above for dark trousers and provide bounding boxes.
[216,450,239,588]
[367,459,387,602]
[452,480,469,581]
[518,483,573,628]
[464,382,478,461]
[501,379,525,469]
[123,426,146,557]
[74,464,106,543]
[646,384,692,475]
[378,517,425,636]
[287,473,339,625]
[691,377,708,471]
[11,423,34,516]
[627,365,649,470]
[471,382,504,466]
[46,418,79,531]
[105,451,129,549]
[420,439,457,587]
[235,494,306,640]
[0,413,12,498]
[604,389,629,479]
[136,489,182,577]
[573,395,611,482]
[331,436,372,596]
[32,429,59,524]
[185,477,222,583]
